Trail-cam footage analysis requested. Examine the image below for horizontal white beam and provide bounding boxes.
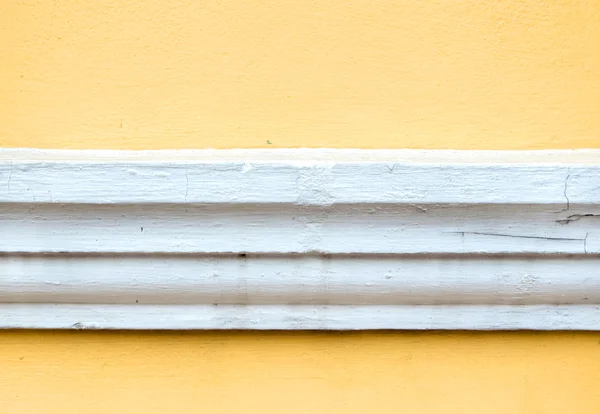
[1,149,600,205]
[2,255,599,305]
[2,304,599,330]
[1,149,600,330]
[1,203,598,254]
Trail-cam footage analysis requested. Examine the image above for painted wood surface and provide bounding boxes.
[3,305,600,330]
[2,149,600,206]
[2,149,599,330]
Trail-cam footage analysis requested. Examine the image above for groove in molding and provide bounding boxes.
[1,149,600,330]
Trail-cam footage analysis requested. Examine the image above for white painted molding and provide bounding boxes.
[1,148,600,330]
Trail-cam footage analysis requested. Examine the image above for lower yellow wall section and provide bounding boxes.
[1,331,599,413]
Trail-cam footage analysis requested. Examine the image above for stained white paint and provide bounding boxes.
[3,255,600,305]
[1,149,600,330]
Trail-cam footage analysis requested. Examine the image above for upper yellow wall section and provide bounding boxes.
[1,331,600,413]
[2,0,599,149]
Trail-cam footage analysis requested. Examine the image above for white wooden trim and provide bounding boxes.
[1,149,600,330]
[2,305,599,330]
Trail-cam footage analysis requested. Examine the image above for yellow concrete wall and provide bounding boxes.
[1,332,599,413]
[2,1,600,413]
[1,0,599,149]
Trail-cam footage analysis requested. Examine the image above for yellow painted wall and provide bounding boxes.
[1,0,600,149]
[0,331,599,414]
[2,1,600,413]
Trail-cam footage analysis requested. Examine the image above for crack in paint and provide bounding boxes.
[450,231,583,242]
[556,213,600,225]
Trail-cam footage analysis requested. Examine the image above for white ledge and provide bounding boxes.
[1,149,600,330]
